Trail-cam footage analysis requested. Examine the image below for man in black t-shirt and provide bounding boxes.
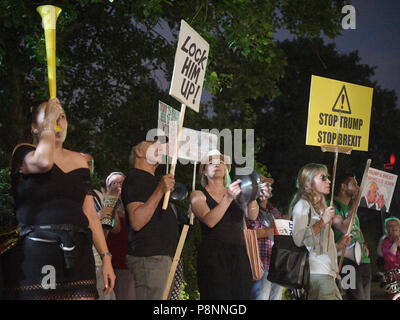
[121,134,178,300]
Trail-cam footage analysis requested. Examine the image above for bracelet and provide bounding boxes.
[100,252,112,260]
[249,202,259,210]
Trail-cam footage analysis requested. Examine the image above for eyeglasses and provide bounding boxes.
[321,174,330,181]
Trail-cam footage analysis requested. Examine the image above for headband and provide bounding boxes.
[105,171,125,189]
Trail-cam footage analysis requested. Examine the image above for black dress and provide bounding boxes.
[196,187,253,300]
[2,144,97,300]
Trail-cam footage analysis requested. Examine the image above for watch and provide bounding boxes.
[100,252,112,259]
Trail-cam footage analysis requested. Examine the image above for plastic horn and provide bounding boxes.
[37,5,62,132]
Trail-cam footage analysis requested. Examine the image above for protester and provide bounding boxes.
[246,175,283,300]
[190,150,258,299]
[3,98,115,299]
[121,133,178,300]
[290,163,341,300]
[381,217,400,300]
[106,172,137,300]
[331,173,371,300]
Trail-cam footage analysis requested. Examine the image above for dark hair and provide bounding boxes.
[334,173,355,195]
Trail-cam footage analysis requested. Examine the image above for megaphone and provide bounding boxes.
[338,240,362,265]
[232,169,262,213]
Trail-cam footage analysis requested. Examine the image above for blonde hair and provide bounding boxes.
[289,163,328,217]
[366,181,378,194]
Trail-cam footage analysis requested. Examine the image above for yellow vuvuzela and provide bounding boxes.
[37,5,62,132]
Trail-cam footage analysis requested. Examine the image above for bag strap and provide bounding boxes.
[243,215,248,230]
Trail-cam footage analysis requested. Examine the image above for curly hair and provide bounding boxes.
[289,163,328,218]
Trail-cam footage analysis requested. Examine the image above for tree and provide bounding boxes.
[0,0,349,172]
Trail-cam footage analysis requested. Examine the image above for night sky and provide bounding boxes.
[331,0,400,108]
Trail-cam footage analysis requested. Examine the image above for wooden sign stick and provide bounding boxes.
[163,103,186,210]
[190,162,197,225]
[162,161,198,299]
[325,111,347,251]
[338,159,371,272]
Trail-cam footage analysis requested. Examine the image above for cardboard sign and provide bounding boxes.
[169,20,209,112]
[306,75,373,151]
[179,128,218,162]
[158,101,180,158]
[273,219,294,236]
[158,101,217,161]
[359,167,398,213]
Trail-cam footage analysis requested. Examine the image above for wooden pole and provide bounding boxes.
[326,111,342,252]
[162,224,190,300]
[326,149,338,251]
[163,103,186,210]
[338,159,371,272]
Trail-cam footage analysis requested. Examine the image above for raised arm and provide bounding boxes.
[190,190,234,228]
[18,98,63,174]
[125,174,175,231]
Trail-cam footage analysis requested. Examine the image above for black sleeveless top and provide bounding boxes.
[11,144,91,227]
[199,187,245,246]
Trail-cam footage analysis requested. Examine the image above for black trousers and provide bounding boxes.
[340,260,371,300]
[197,239,253,300]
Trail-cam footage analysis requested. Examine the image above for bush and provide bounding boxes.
[0,168,15,233]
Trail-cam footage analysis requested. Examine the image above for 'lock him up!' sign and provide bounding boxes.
[306,75,373,151]
[169,20,209,112]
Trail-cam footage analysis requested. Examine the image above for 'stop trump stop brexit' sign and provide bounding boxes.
[306,75,373,151]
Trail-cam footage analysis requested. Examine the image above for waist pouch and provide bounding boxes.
[19,224,92,270]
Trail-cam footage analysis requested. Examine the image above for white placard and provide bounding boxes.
[158,101,218,162]
[169,20,209,112]
[158,101,180,158]
[273,219,294,236]
[179,128,218,162]
[359,167,398,212]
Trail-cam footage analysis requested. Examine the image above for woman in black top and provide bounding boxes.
[190,151,259,299]
[3,98,115,299]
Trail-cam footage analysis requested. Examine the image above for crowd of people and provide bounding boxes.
[1,97,400,300]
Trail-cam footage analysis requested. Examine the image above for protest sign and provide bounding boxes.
[359,167,398,212]
[158,101,218,161]
[169,20,209,112]
[306,75,373,151]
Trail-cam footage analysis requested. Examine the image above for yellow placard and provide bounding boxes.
[306,75,373,151]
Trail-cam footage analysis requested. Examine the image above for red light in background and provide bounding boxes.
[390,153,395,165]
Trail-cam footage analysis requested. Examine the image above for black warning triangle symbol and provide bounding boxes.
[332,85,351,114]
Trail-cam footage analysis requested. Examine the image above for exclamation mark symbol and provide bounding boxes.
[193,85,200,104]
[341,94,344,109]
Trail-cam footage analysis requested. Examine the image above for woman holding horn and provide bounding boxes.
[3,98,115,300]
[290,163,349,300]
[190,150,259,299]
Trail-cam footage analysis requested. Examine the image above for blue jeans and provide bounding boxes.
[252,270,283,300]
